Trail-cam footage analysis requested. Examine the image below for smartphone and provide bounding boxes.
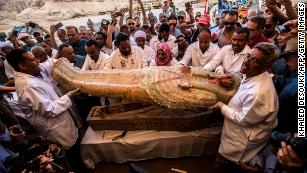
[277,25,291,33]
[54,22,63,30]
[115,11,122,18]
[111,19,117,25]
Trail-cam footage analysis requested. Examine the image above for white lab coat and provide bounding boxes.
[218,72,279,163]
[180,42,220,67]
[203,45,250,75]
[14,71,78,148]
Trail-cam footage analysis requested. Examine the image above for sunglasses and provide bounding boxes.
[243,54,270,65]
[224,21,236,26]
[169,23,177,26]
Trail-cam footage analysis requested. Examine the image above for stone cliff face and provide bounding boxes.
[0,0,124,24]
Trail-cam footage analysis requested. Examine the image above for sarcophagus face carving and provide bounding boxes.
[52,58,240,109]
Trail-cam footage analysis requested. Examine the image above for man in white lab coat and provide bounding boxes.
[210,43,280,173]
[6,48,79,149]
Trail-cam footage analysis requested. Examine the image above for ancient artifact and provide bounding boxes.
[87,103,223,131]
[52,58,240,109]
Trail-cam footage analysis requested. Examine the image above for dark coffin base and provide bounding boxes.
[86,103,223,131]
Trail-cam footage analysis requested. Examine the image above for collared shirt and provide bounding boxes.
[142,45,156,66]
[218,72,278,163]
[180,42,220,67]
[82,51,109,70]
[71,55,86,69]
[106,46,147,69]
[14,71,78,148]
[149,35,178,56]
[203,45,250,75]
[102,45,113,55]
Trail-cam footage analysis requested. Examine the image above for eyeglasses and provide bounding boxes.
[169,23,177,26]
[243,53,270,65]
[224,21,236,26]
[128,23,135,26]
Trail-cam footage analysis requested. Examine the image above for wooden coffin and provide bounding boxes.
[86,103,223,131]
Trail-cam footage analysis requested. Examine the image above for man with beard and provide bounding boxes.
[210,43,279,173]
[126,17,137,39]
[247,16,270,49]
[203,28,251,76]
[106,32,147,69]
[180,28,220,67]
[66,26,88,56]
[211,11,238,48]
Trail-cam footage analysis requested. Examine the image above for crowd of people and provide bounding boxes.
[0,0,305,172]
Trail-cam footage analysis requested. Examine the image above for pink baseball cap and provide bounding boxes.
[197,15,210,25]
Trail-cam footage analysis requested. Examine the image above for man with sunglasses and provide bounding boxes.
[211,11,238,48]
[210,43,280,173]
[247,16,270,49]
[263,15,278,44]
[126,17,137,36]
[168,15,183,38]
